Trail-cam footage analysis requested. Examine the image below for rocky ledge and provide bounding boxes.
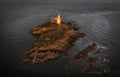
[22,22,85,63]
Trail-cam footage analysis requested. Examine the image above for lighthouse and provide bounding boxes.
[50,14,62,26]
[56,14,61,26]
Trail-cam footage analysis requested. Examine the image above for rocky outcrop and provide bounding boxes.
[22,22,85,63]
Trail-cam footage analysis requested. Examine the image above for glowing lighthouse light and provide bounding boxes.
[50,14,62,26]
[56,14,61,25]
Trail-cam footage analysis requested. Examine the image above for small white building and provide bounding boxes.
[50,14,62,26]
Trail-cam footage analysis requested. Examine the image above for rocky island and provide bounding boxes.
[23,14,85,63]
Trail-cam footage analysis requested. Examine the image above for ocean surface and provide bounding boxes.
[0,0,120,77]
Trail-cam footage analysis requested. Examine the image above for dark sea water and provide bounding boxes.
[0,0,120,77]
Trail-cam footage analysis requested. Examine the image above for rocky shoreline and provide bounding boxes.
[74,43,97,62]
[22,22,85,63]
